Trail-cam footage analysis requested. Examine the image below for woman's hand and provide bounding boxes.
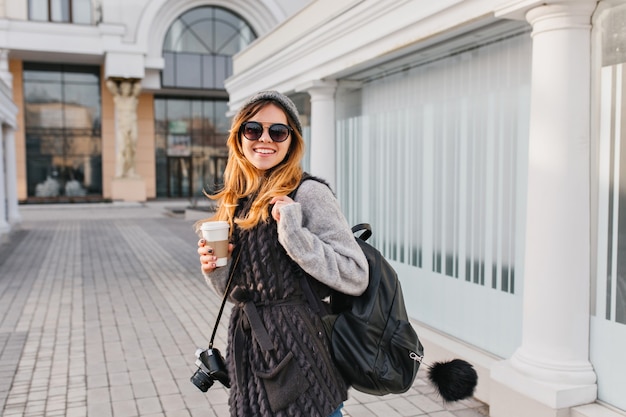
[270,195,295,222]
[198,239,234,274]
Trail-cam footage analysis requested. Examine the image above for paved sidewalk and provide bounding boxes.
[0,202,488,417]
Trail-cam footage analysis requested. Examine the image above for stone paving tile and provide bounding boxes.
[0,203,489,417]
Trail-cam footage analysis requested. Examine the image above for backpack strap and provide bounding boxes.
[351,223,372,242]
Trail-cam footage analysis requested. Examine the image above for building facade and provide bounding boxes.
[1,0,626,417]
[0,0,310,217]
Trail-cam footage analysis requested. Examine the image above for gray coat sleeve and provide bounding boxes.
[277,180,368,296]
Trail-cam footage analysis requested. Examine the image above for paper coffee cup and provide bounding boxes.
[200,221,230,267]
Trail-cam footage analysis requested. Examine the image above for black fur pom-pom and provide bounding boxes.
[427,359,478,402]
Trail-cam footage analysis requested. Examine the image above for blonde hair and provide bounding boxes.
[195,99,305,235]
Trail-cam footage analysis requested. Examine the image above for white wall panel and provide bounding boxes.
[336,31,531,357]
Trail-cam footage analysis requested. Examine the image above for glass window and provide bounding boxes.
[175,54,202,88]
[28,0,92,24]
[24,83,63,127]
[23,63,102,200]
[162,6,256,89]
[72,0,92,24]
[594,2,626,324]
[213,101,230,135]
[154,97,229,198]
[590,4,626,411]
[29,0,48,21]
[51,0,70,22]
[162,53,176,86]
[336,31,532,293]
[23,69,62,82]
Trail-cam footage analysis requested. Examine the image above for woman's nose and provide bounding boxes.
[258,128,272,142]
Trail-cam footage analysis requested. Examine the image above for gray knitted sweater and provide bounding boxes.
[204,179,368,297]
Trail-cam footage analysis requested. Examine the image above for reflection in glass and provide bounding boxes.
[23,70,62,82]
[154,97,229,198]
[23,63,102,199]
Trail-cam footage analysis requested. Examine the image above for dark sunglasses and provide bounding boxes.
[240,121,293,143]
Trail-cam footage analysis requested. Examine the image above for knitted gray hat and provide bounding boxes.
[237,90,302,134]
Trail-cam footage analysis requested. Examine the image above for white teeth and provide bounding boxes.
[255,149,275,154]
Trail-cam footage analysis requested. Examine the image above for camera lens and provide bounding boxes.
[190,368,214,392]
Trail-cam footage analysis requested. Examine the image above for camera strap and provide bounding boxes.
[208,248,242,349]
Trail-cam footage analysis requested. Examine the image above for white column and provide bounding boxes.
[491,1,598,416]
[4,127,21,225]
[299,81,338,190]
[0,126,9,233]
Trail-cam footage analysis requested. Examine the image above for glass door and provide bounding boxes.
[167,157,192,198]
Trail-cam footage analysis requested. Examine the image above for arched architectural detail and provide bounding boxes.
[137,0,280,71]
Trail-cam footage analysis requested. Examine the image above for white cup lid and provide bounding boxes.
[200,221,229,231]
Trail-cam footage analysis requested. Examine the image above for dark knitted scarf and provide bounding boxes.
[225,195,347,417]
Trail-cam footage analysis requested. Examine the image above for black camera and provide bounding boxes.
[190,348,231,392]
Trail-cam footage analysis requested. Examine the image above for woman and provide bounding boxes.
[196,90,368,417]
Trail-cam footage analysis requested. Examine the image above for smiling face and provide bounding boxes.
[241,103,291,172]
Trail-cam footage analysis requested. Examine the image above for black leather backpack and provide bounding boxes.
[302,222,424,395]
[327,223,424,395]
